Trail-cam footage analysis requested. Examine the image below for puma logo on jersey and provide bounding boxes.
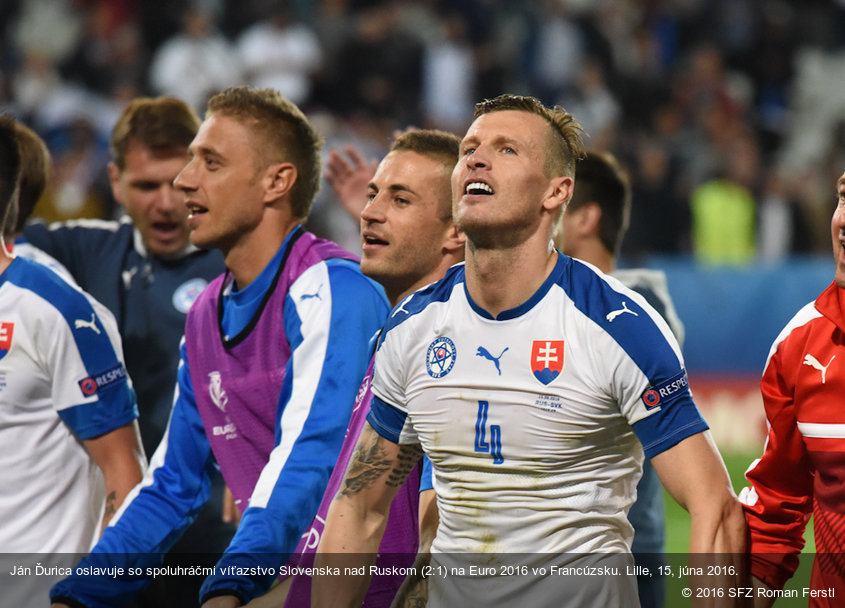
[476,346,508,376]
[121,267,138,289]
[74,313,101,334]
[393,293,414,317]
[300,285,322,302]
[606,301,638,322]
[803,353,835,384]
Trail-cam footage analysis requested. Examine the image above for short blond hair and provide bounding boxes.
[207,87,323,220]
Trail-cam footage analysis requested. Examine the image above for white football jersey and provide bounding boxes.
[12,239,77,286]
[0,257,136,555]
[370,254,706,558]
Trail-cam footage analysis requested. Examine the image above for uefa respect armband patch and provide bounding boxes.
[78,363,128,397]
[641,370,689,410]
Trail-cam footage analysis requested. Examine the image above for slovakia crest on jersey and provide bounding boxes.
[531,340,564,385]
[0,322,13,360]
[426,336,456,378]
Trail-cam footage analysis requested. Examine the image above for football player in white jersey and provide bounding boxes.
[0,115,144,606]
[315,96,746,608]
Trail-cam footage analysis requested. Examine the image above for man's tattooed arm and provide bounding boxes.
[314,423,423,608]
[340,424,423,497]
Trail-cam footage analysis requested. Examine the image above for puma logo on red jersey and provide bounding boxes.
[803,353,835,384]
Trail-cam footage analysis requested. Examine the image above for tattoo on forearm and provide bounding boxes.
[103,491,117,519]
[406,585,428,608]
[341,433,423,496]
[386,444,423,488]
[341,433,393,496]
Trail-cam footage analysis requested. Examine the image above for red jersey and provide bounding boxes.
[741,281,845,605]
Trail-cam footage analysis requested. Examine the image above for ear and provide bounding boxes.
[442,222,466,256]
[573,202,602,237]
[107,162,124,208]
[542,175,574,215]
[263,162,297,204]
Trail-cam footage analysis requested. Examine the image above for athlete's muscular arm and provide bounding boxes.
[313,422,423,608]
[83,421,145,531]
[652,431,747,605]
[653,431,746,552]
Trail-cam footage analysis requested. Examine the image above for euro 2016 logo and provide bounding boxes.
[426,336,456,378]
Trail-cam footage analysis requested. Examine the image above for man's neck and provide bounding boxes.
[225,218,301,289]
[464,232,558,318]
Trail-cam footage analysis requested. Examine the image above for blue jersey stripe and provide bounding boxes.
[378,264,465,350]
[367,395,407,443]
[419,455,433,492]
[559,256,707,455]
[561,257,682,383]
[3,258,136,438]
[4,258,119,373]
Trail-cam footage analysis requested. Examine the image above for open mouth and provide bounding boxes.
[152,221,180,234]
[187,204,208,218]
[465,181,494,196]
[362,232,388,247]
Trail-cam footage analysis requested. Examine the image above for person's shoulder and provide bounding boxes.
[383,263,466,335]
[13,242,78,286]
[28,216,131,249]
[611,267,669,294]
[556,255,629,313]
[558,255,679,350]
[5,258,97,320]
[318,259,390,317]
[769,299,824,353]
[43,216,126,235]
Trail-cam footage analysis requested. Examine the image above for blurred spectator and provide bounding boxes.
[558,56,620,150]
[421,9,475,133]
[3,0,845,256]
[236,6,322,106]
[11,0,82,66]
[32,117,112,222]
[60,1,144,98]
[690,135,760,266]
[757,169,814,261]
[624,135,688,262]
[148,4,241,112]
[525,0,585,102]
[327,2,423,126]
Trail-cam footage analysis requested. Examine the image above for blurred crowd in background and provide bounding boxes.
[2,0,845,264]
